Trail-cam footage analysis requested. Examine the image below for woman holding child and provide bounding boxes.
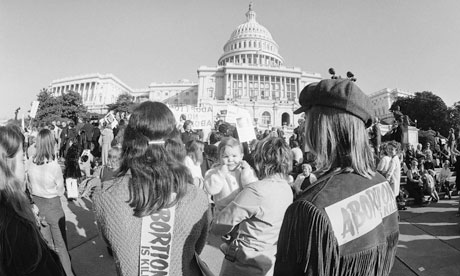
[212,136,293,276]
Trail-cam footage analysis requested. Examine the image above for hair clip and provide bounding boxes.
[148,140,165,145]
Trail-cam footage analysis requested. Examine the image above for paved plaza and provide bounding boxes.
[63,193,460,276]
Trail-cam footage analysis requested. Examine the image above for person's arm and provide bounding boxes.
[386,157,397,181]
[195,204,212,254]
[212,185,260,236]
[274,200,339,276]
[54,163,65,196]
[203,166,225,195]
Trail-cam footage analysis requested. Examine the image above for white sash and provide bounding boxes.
[139,195,177,276]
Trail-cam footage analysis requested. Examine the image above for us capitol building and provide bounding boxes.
[48,5,410,128]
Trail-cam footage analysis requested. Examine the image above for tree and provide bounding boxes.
[60,90,87,122]
[35,88,62,122]
[391,91,449,136]
[447,102,460,133]
[107,93,136,114]
[34,88,88,123]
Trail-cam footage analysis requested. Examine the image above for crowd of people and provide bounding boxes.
[0,77,458,275]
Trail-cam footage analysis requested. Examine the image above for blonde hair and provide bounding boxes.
[304,106,375,178]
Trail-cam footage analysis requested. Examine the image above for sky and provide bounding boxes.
[1,0,459,119]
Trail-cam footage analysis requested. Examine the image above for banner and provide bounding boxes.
[169,105,214,130]
[30,101,40,119]
[140,204,176,276]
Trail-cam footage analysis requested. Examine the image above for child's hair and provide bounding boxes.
[185,140,205,164]
[33,129,56,165]
[217,137,243,160]
[120,101,191,217]
[427,169,435,176]
[81,155,89,163]
[253,137,293,179]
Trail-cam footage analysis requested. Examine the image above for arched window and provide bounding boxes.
[261,111,271,125]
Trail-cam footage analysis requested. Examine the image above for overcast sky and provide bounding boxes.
[1,0,459,119]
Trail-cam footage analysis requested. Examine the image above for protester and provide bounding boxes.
[291,163,317,197]
[406,159,428,206]
[377,142,391,176]
[438,160,453,199]
[91,121,101,158]
[204,136,258,215]
[80,146,122,199]
[26,129,75,276]
[212,137,293,276]
[290,140,303,165]
[0,125,66,275]
[181,120,198,144]
[64,138,81,201]
[184,140,205,189]
[93,101,210,276]
[384,141,401,197]
[99,122,114,166]
[274,79,399,276]
[79,148,94,178]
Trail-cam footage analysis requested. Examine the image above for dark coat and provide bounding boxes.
[64,144,81,178]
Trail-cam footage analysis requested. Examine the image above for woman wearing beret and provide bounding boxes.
[274,79,399,276]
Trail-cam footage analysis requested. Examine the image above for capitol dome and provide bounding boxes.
[218,4,284,66]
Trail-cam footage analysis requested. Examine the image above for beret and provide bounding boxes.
[294,79,373,128]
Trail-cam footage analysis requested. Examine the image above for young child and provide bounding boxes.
[204,137,258,214]
[184,140,205,189]
[64,138,81,200]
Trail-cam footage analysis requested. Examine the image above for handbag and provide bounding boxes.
[194,252,215,276]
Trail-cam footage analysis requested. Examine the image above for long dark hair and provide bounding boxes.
[304,106,375,178]
[0,126,45,274]
[120,102,192,217]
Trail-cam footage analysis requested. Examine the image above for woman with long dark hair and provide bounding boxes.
[27,129,74,276]
[0,125,65,275]
[94,102,210,276]
[274,79,399,276]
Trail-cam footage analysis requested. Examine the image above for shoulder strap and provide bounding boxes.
[139,194,177,275]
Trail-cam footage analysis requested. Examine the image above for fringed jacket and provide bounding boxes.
[274,170,399,276]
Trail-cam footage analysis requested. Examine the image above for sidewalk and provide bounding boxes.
[66,195,460,276]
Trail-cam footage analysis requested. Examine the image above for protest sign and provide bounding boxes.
[30,101,40,119]
[168,105,214,130]
[234,108,256,143]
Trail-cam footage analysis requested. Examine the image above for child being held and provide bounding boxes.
[204,137,258,214]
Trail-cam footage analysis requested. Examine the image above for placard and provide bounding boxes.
[169,105,214,130]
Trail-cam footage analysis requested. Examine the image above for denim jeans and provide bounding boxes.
[32,195,74,276]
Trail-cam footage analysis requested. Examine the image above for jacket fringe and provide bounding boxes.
[276,200,399,276]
